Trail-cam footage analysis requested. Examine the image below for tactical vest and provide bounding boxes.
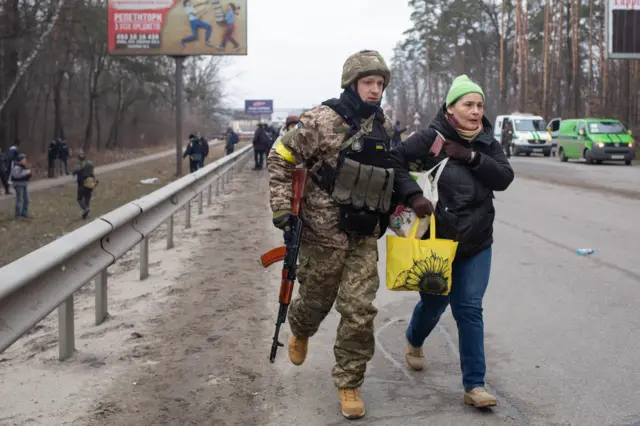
[310,99,395,238]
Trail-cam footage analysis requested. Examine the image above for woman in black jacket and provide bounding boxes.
[390,75,514,408]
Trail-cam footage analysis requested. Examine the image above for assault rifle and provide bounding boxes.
[260,168,309,363]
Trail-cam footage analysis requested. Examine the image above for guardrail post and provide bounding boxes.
[185,199,192,229]
[198,192,204,215]
[167,215,174,249]
[58,295,75,360]
[216,178,220,195]
[140,237,149,280]
[207,184,212,205]
[95,270,108,326]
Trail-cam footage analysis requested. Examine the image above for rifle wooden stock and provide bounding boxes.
[260,246,286,268]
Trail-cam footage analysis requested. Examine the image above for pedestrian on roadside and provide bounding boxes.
[11,153,32,219]
[199,135,209,168]
[252,123,270,170]
[47,139,59,178]
[392,119,406,147]
[267,49,396,419]
[390,74,514,408]
[225,126,239,155]
[183,133,204,173]
[0,148,10,195]
[72,151,97,219]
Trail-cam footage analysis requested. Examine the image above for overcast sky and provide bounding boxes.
[218,0,413,110]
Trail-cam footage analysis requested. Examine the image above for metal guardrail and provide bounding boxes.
[0,144,253,360]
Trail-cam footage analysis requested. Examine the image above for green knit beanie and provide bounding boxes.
[445,75,485,108]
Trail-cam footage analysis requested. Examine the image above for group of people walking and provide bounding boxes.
[267,49,514,419]
[1,141,96,220]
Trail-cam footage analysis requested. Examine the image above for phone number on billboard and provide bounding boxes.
[115,33,161,49]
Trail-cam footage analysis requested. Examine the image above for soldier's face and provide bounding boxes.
[357,75,384,103]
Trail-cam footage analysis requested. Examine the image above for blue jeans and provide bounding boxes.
[406,247,492,390]
[182,19,212,43]
[14,185,29,217]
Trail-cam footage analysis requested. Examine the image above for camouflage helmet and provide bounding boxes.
[341,50,391,89]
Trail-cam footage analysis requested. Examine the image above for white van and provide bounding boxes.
[494,113,552,157]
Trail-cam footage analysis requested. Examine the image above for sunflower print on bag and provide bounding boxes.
[393,250,451,295]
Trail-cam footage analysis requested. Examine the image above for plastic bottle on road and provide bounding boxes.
[576,249,595,256]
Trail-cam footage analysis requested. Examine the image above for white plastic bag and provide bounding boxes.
[389,157,449,238]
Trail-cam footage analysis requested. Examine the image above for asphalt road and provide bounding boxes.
[4,156,640,425]
[508,154,640,199]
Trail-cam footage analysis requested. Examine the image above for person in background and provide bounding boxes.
[183,133,204,173]
[58,138,70,175]
[225,126,239,155]
[72,151,97,220]
[7,140,20,173]
[0,148,10,195]
[47,139,59,178]
[11,153,31,219]
[199,134,209,168]
[392,120,407,147]
[501,120,514,158]
[390,74,514,409]
[252,123,270,170]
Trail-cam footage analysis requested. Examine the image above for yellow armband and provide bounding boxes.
[273,139,296,164]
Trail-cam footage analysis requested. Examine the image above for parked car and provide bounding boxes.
[494,113,552,157]
[548,118,635,165]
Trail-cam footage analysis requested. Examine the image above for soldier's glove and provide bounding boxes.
[272,210,292,231]
[408,195,434,218]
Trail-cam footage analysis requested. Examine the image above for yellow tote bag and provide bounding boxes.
[386,214,459,296]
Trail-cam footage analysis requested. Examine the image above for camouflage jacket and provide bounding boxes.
[267,105,394,249]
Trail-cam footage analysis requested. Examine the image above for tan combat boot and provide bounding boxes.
[404,339,425,371]
[288,335,308,366]
[464,387,497,408]
[338,387,365,419]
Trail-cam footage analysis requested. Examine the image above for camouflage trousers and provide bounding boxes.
[288,237,380,388]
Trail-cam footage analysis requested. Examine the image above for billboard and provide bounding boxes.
[607,0,640,59]
[245,100,273,115]
[107,0,247,56]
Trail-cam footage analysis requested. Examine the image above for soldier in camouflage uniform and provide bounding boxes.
[267,50,396,420]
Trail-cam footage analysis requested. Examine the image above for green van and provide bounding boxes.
[547,118,636,165]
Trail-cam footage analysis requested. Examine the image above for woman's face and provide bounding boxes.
[447,93,484,131]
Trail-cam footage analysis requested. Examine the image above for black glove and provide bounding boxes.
[408,195,434,218]
[272,210,292,230]
[443,139,473,163]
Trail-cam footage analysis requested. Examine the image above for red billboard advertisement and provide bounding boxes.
[107,0,247,56]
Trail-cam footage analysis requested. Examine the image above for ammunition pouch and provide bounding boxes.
[331,158,394,213]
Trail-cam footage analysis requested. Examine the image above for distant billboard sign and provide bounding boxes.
[245,100,273,115]
[607,0,640,59]
[107,0,247,56]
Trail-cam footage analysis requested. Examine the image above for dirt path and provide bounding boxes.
[0,140,223,202]
[0,160,283,425]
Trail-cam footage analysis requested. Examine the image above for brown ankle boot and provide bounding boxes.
[464,387,497,408]
[288,335,308,366]
[338,387,365,419]
[404,339,425,371]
